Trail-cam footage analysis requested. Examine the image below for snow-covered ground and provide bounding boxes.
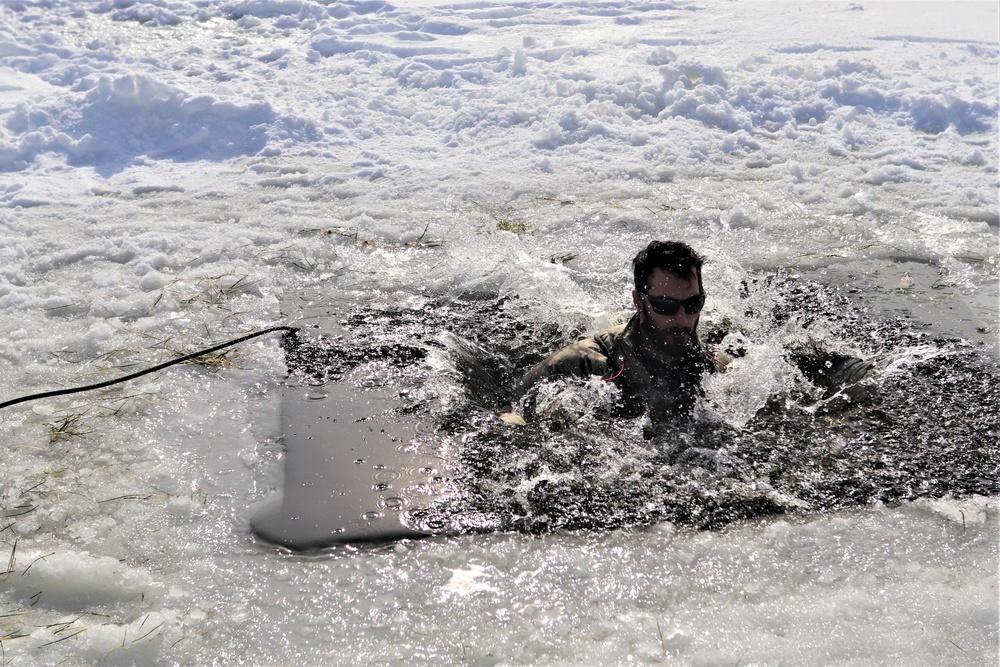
[0,1,997,664]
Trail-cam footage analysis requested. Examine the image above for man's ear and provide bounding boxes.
[632,289,643,317]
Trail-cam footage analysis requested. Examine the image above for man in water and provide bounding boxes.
[506,239,875,426]
[513,240,727,422]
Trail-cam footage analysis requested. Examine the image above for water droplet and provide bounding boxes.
[354,459,364,465]
[362,511,383,521]
[372,483,390,491]
[378,496,407,511]
[373,469,401,483]
[423,516,449,530]
[306,392,328,400]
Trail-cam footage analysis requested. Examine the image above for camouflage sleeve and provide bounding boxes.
[516,338,611,395]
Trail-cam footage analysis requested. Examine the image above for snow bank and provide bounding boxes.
[7,550,162,611]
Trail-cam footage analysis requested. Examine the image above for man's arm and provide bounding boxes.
[516,338,612,397]
[499,338,611,426]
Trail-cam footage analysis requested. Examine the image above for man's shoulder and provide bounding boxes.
[591,321,630,352]
[518,320,632,390]
[543,336,609,371]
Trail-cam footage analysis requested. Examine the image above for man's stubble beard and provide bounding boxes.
[638,305,696,358]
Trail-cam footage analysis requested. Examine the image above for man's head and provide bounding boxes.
[631,241,705,352]
[632,240,705,295]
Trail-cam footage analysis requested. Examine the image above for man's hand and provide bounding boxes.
[498,412,526,426]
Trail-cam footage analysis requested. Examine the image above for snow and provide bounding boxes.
[0,0,997,664]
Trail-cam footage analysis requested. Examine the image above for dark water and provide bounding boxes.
[273,268,999,546]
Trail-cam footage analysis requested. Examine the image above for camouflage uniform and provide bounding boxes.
[518,314,724,420]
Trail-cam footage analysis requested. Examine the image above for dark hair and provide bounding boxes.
[632,240,705,294]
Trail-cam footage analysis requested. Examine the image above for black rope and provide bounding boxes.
[0,326,300,410]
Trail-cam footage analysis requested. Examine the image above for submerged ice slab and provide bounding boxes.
[250,382,449,549]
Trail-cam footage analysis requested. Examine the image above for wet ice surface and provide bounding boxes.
[4,497,996,665]
[0,0,998,665]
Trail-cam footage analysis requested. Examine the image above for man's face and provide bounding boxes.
[632,267,701,352]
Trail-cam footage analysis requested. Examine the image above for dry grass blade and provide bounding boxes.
[404,222,442,248]
[97,494,157,504]
[132,619,164,644]
[177,272,259,307]
[38,628,85,647]
[21,552,54,577]
[0,541,15,581]
[301,225,357,238]
[471,199,529,234]
[3,506,35,519]
[44,412,93,443]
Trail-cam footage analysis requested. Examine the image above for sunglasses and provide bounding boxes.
[643,293,705,316]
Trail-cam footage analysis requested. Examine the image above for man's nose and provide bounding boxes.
[674,310,696,326]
